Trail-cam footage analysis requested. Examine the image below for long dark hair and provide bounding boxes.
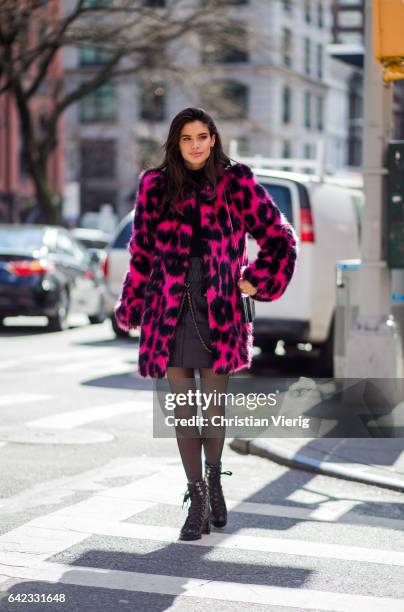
[152,107,231,214]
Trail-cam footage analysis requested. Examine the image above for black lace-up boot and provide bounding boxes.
[204,460,233,528]
[179,479,210,541]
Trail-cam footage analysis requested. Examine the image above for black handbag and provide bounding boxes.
[223,191,256,323]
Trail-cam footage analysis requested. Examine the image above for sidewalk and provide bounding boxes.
[230,437,404,492]
[230,377,404,492]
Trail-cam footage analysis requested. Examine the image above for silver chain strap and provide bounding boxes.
[177,281,212,353]
[186,288,213,353]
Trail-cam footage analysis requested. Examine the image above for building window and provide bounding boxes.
[79,46,112,67]
[282,85,292,124]
[203,80,249,119]
[201,24,248,63]
[304,38,311,75]
[80,139,116,179]
[80,188,117,214]
[137,138,161,169]
[303,143,313,159]
[236,136,249,155]
[282,140,292,158]
[282,28,292,68]
[304,0,311,23]
[143,0,166,6]
[139,83,166,121]
[201,0,248,4]
[348,72,363,166]
[141,45,166,68]
[282,0,292,11]
[316,96,324,131]
[83,0,112,7]
[317,43,323,79]
[317,0,324,28]
[80,83,116,123]
[304,91,311,128]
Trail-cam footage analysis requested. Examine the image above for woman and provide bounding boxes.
[115,107,298,541]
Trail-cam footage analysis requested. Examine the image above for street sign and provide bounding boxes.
[373,0,404,81]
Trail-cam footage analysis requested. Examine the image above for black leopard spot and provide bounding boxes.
[131,253,151,275]
[211,328,221,342]
[160,323,175,336]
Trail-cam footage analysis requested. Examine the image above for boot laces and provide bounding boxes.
[205,465,232,502]
[182,481,206,510]
[206,463,233,479]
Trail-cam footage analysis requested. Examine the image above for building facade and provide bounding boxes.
[330,0,404,167]
[64,0,354,220]
[0,0,64,223]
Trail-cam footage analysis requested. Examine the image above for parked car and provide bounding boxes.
[105,170,363,371]
[71,227,110,254]
[71,227,110,275]
[0,224,107,330]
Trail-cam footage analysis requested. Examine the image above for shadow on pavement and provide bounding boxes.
[73,337,139,350]
[1,457,403,611]
[81,372,154,391]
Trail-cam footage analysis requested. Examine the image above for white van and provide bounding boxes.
[251,169,363,372]
[106,169,363,373]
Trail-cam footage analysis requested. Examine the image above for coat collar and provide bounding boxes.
[157,163,238,216]
[190,162,234,203]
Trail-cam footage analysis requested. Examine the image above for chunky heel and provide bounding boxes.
[205,460,233,528]
[179,479,210,540]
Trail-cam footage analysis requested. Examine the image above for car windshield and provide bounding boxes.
[112,219,132,249]
[77,238,109,250]
[0,227,45,251]
[260,183,294,225]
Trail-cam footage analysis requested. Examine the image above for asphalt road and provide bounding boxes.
[0,316,403,612]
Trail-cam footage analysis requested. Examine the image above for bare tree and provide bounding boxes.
[0,0,235,223]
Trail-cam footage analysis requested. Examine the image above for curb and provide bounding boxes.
[229,438,404,493]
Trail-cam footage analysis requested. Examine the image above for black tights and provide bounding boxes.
[167,367,230,483]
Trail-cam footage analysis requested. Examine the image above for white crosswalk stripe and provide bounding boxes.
[0,561,402,611]
[0,348,134,378]
[25,514,404,566]
[0,457,403,611]
[26,399,150,429]
[0,393,53,407]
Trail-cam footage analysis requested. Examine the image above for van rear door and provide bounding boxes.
[249,176,312,339]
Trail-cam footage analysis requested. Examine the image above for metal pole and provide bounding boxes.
[344,0,403,377]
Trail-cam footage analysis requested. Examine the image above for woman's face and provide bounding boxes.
[178,120,216,170]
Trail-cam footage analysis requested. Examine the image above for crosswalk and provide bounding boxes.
[0,456,403,611]
[0,394,151,453]
[0,346,137,380]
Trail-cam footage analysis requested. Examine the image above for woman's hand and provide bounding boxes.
[238,278,257,296]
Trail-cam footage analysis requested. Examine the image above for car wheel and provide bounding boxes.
[111,314,129,338]
[88,297,106,325]
[47,287,70,332]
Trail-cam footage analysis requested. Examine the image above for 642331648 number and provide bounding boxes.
[7,593,66,603]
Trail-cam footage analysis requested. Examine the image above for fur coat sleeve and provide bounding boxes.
[114,170,157,331]
[237,164,298,302]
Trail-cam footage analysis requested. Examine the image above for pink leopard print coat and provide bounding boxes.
[115,163,298,378]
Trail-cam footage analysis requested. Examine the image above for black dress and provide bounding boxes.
[167,168,214,368]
